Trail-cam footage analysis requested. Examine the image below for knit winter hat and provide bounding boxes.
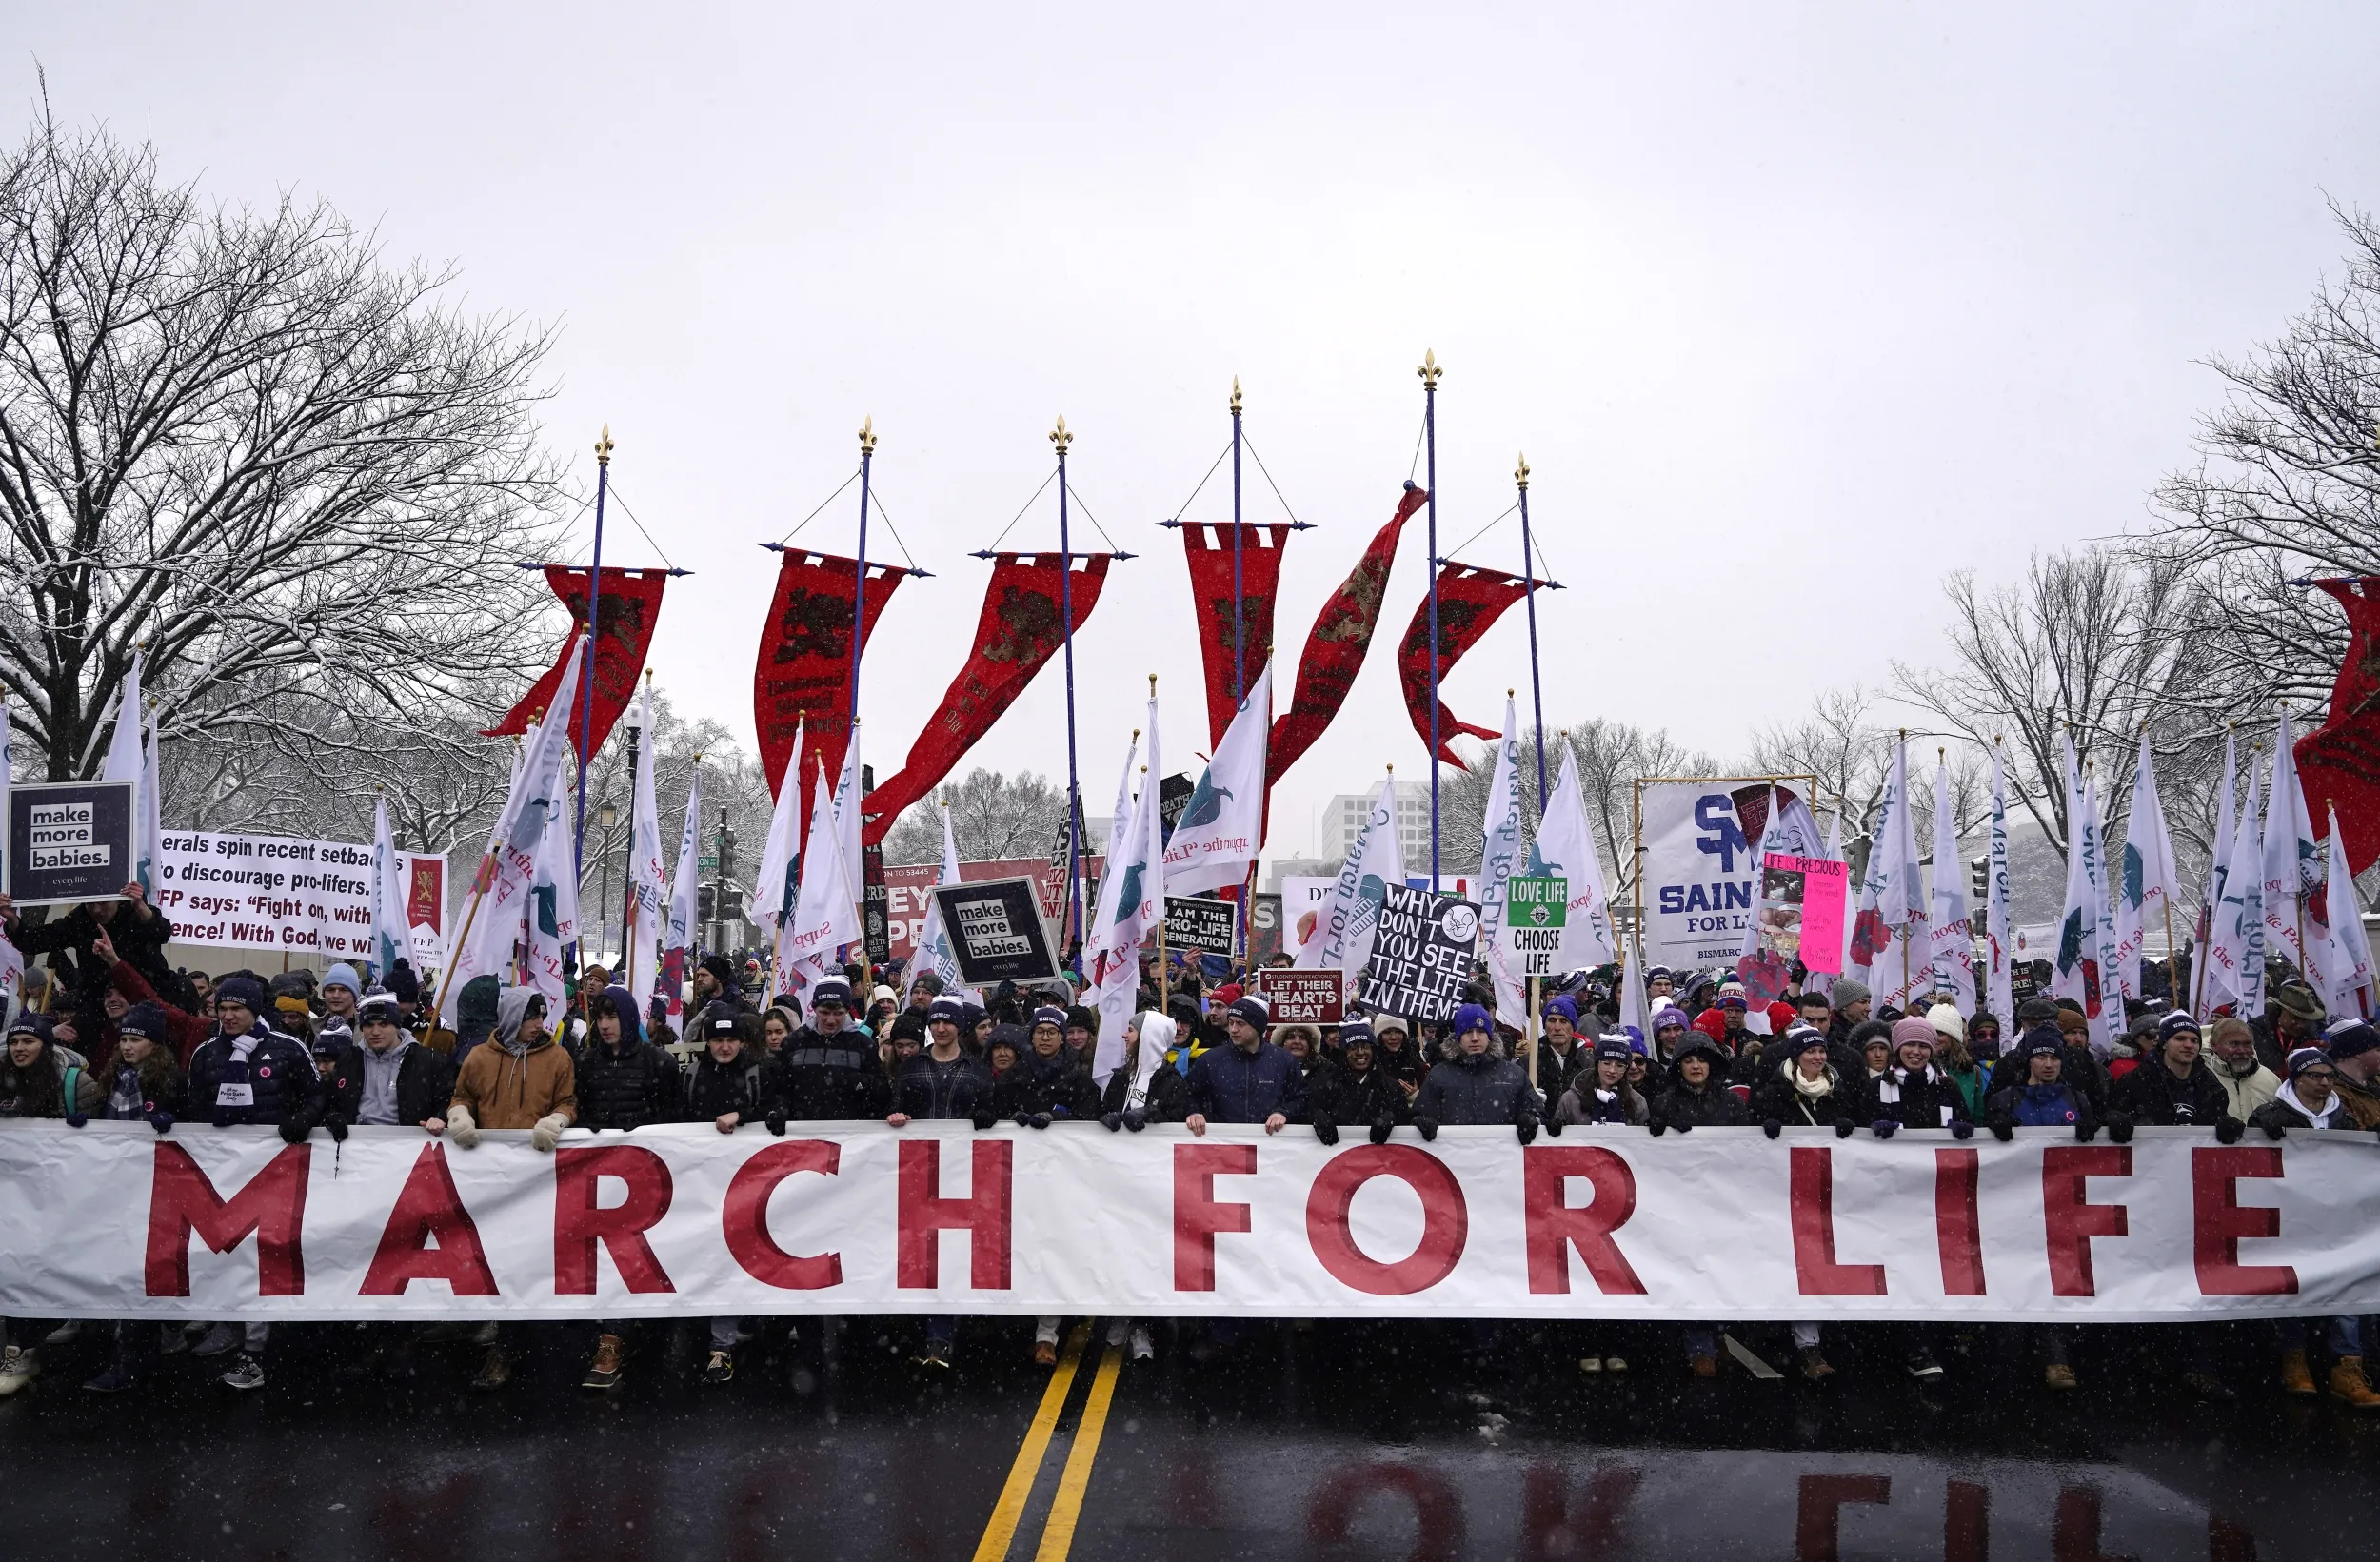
[2287,1046,2336,1081]
[1891,1017,1938,1052]
[2158,1011,2202,1041]
[1227,995,1271,1030]
[1651,1005,1690,1035]
[1790,1026,1832,1057]
[7,1012,50,1044]
[1830,978,1871,1009]
[118,1001,169,1042]
[1593,1034,1634,1064]
[322,962,362,997]
[1339,1020,1375,1050]
[2021,1024,2067,1060]
[1031,1005,1067,1032]
[1926,1004,1966,1044]
[1450,1002,1494,1038]
[1544,995,1580,1024]
[925,997,966,1026]
[2325,1018,2380,1062]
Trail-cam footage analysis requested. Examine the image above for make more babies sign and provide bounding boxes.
[7,781,134,906]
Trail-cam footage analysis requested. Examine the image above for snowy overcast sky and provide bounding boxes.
[19,2,2380,854]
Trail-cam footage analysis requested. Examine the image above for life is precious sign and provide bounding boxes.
[1502,874,1568,976]
[8,780,135,907]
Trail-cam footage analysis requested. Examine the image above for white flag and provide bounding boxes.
[1300,772,1407,985]
[1616,933,1646,1046]
[1476,696,1527,1030]
[2112,729,2179,1001]
[100,648,153,892]
[0,700,19,1010]
[2311,803,2375,1020]
[2082,774,2122,1041]
[624,682,668,1015]
[784,756,863,987]
[1089,698,1163,1087]
[1984,743,2013,1024]
[2196,729,2241,1012]
[751,718,806,947]
[1928,756,1975,1016]
[1163,659,1271,898]
[525,789,581,1008]
[2262,711,2321,975]
[370,796,411,980]
[2212,762,2268,1018]
[1527,746,1617,973]
[2050,735,2113,1054]
[1854,737,1929,1012]
[833,722,864,890]
[440,635,585,1026]
[661,761,704,1026]
[905,799,979,1008]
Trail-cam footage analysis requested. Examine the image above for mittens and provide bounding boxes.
[2105,1114,2133,1145]
[2261,1119,2287,1140]
[2215,1117,2245,1144]
[327,1116,349,1143]
[65,1108,88,1129]
[1949,1120,1973,1141]
[1315,1118,1340,1146]
[530,1112,569,1152]
[1647,1117,1668,1137]
[1543,1117,1563,1137]
[1369,1116,1394,1144]
[1871,1118,1897,1140]
[1761,1118,1782,1140]
[1122,1108,1147,1133]
[1672,1117,1693,1134]
[278,1118,310,1145]
[1991,1121,2014,1142]
[765,1112,787,1137]
[1021,1112,1053,1130]
[146,1109,174,1135]
[970,1105,999,1131]
[1101,1112,1124,1133]
[1515,1115,1538,1146]
[1834,1118,1856,1139]
[446,1103,481,1149]
[1414,1116,1439,1142]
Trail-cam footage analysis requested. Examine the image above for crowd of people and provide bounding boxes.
[3,879,2379,1411]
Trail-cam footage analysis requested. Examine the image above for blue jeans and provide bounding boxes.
[2275,1316,2364,1356]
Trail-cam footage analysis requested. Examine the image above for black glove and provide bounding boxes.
[2215,1117,2245,1144]
[66,1108,88,1128]
[2262,1119,2287,1140]
[326,1116,349,1143]
[1369,1116,1394,1144]
[1122,1108,1147,1133]
[1315,1117,1340,1146]
[1761,1118,1782,1140]
[1515,1115,1537,1146]
[1414,1116,1438,1142]
[1950,1120,1973,1141]
[1991,1121,2014,1142]
[1025,1112,1053,1131]
[1834,1118,1856,1139]
[147,1109,174,1135]
[278,1118,310,1145]
[1672,1117,1693,1134]
[970,1105,999,1131]
[765,1112,787,1137]
[1101,1112,1124,1133]
[2106,1113,2133,1145]
[1872,1118,1898,1140]
[1647,1116,1668,1137]
[2076,1119,2100,1142]
[1544,1117,1563,1137]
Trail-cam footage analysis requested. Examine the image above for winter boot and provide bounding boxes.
[2280,1348,2317,1396]
[2330,1355,2380,1410]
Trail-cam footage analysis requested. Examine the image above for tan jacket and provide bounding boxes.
[2213,1060,2280,1124]
[451,1035,577,1130]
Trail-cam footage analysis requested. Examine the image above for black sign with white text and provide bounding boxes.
[1354,883,1478,1024]
[1162,894,1239,957]
[931,875,1062,984]
[7,780,134,908]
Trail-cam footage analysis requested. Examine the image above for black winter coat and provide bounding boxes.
[1314,1062,1410,1128]
[1098,1061,1191,1123]
[2111,1059,2238,1129]
[681,1053,780,1123]
[186,1027,324,1130]
[1652,1077,1748,1128]
[573,1038,682,1130]
[997,1052,1101,1120]
[891,1051,997,1121]
[1751,1065,1859,1128]
[779,1024,891,1121]
[1861,1064,1971,1130]
[1413,1050,1540,1127]
[1985,1044,2109,1116]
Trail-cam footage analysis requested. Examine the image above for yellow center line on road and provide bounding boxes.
[970,1321,1093,1562]
[1031,1339,1127,1562]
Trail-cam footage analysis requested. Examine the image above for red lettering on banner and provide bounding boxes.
[1305,1145,1468,1295]
[1522,1146,1647,1295]
[1521,1464,1640,1561]
[2192,1146,2297,1296]
[1173,1143,1257,1292]
[145,1142,310,1297]
[1934,1148,1987,1296]
[896,1138,1012,1289]
[1795,1474,1890,1562]
[2042,1147,2132,1297]
[359,1143,497,1296]
[723,1140,843,1291]
[1790,1147,1886,1295]
[2052,1485,2135,1562]
[1307,1464,1463,1555]
[1945,1480,1989,1562]
[553,1145,677,1295]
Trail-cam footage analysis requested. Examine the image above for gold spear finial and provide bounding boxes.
[1418,348,1442,388]
[1230,377,1242,416]
[1515,452,1530,489]
[595,425,614,466]
[1049,415,1072,452]
[859,415,877,456]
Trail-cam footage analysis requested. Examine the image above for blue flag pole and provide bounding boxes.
[1517,453,1547,812]
[573,425,612,887]
[1419,351,1442,887]
[1055,417,1083,966]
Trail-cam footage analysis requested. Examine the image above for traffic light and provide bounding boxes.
[718,885,745,923]
[697,884,717,925]
[1969,856,1989,905]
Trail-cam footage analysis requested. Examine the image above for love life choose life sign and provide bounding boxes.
[1501,875,1568,978]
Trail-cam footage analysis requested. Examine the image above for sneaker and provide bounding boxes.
[1032,1339,1058,1367]
[42,1321,82,1347]
[2045,1362,2078,1391]
[191,1323,242,1359]
[582,1334,627,1391]
[82,1359,138,1394]
[219,1353,265,1392]
[470,1346,510,1392]
[702,1350,735,1386]
[1128,1325,1154,1362]
[913,1339,954,1371]
[1578,1355,1604,1374]
[1689,1353,1718,1380]
[157,1324,188,1358]
[0,1346,38,1395]
[1799,1347,1835,1383]
[1603,1355,1628,1374]
[1906,1349,1945,1381]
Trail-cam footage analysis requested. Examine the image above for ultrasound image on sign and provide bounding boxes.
[931,875,1061,983]
[1354,883,1479,1024]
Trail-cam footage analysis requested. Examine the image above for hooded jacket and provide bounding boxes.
[1651,1037,1748,1128]
[105,959,213,1066]
[1985,1079,2099,1134]
[997,1048,1101,1120]
[1313,1059,1410,1129]
[891,1047,998,1121]
[355,1033,454,1127]
[681,1048,781,1122]
[2250,1081,2344,1133]
[449,987,577,1130]
[1412,1046,1540,1127]
[1554,1077,1649,1126]
[1751,1058,1858,1128]
[1097,1057,1192,1123]
[0,1037,106,1118]
[572,986,680,1130]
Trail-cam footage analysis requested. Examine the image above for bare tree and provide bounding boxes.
[880,767,1067,866]
[0,105,560,794]
[1438,719,1720,900]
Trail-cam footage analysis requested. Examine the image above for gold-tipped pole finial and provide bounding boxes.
[1148,673,1158,695]
[1049,415,1072,453]
[859,416,877,456]
[1230,377,1242,416]
[1418,348,1442,388]
[595,425,614,466]
[1515,452,1530,489]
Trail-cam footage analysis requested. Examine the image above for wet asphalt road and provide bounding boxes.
[3,1315,2373,1560]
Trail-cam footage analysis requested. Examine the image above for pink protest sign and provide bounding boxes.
[1758,851,1849,975]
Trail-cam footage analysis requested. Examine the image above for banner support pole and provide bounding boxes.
[1231,378,1244,707]
[573,426,613,893]
[1054,418,1084,969]
[1517,454,1548,812]
[1419,351,1442,888]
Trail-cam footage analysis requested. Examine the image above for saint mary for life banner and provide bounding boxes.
[7,1121,2374,1324]
[152,829,446,965]
[1637,781,1815,972]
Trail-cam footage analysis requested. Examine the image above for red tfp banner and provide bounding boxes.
[862,554,1113,845]
[482,566,669,755]
[1181,524,1293,747]
[752,547,913,805]
[1397,560,1543,765]
[1268,486,1428,787]
[11,1122,2380,1321]
[2296,576,2380,875]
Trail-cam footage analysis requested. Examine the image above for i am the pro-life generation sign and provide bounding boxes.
[8,781,134,907]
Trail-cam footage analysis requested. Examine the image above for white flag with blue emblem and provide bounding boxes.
[1162,659,1271,898]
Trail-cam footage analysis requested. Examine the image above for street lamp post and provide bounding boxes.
[596,802,618,961]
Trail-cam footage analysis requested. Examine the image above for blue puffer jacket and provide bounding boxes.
[186,1023,323,1129]
[1187,1041,1308,1124]
[1413,1048,1541,1127]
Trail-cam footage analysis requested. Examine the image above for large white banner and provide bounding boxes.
[1636,781,1762,971]
[4,1120,2375,1323]
[154,828,446,965]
